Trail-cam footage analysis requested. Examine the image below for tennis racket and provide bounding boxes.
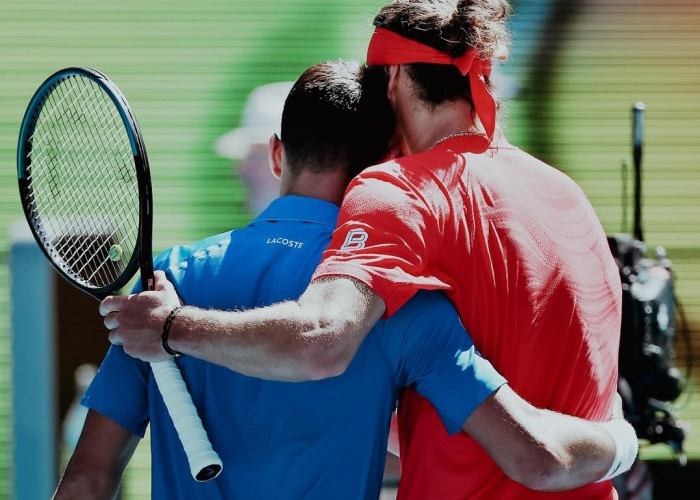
[17,67,223,481]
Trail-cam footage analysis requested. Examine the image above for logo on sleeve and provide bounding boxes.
[340,228,368,251]
[454,349,473,372]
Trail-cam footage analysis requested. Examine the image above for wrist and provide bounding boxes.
[162,306,184,357]
[596,419,638,482]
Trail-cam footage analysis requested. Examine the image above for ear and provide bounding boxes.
[386,65,401,104]
[268,133,283,179]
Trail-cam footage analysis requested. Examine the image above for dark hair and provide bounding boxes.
[281,60,395,179]
[373,0,511,105]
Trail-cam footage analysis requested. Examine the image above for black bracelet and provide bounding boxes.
[162,306,184,357]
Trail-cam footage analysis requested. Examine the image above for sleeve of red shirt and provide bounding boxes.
[311,162,450,318]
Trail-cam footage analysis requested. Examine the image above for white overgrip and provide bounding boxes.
[150,358,223,481]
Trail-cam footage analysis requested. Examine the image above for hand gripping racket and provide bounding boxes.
[17,67,223,481]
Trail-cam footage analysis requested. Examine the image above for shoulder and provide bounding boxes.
[354,155,434,186]
[153,231,234,282]
[494,140,583,189]
[342,157,443,216]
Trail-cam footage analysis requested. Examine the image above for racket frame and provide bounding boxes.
[16,67,222,481]
[17,66,154,300]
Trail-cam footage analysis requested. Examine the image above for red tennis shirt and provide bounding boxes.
[312,134,621,499]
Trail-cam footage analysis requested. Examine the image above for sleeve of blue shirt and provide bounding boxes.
[81,345,151,437]
[388,290,507,435]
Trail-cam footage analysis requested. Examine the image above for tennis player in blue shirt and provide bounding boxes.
[56,60,635,499]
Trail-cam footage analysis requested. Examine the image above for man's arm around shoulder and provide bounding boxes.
[102,272,386,381]
[463,386,638,491]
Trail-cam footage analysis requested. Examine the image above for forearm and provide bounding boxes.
[103,274,385,381]
[518,409,638,491]
[168,278,385,381]
[53,410,138,500]
[53,466,120,500]
[527,408,617,490]
[168,302,351,380]
[463,386,637,491]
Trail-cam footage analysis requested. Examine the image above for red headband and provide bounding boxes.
[366,27,496,141]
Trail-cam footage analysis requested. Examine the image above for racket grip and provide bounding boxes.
[150,358,223,481]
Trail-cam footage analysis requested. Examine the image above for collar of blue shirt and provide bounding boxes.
[254,195,340,228]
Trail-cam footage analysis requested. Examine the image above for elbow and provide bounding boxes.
[513,462,563,492]
[504,445,570,492]
[297,309,365,381]
[288,277,379,381]
[288,282,374,381]
[293,316,361,381]
[305,357,351,381]
[297,338,355,381]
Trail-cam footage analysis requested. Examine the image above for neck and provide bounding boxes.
[399,98,482,154]
[280,167,348,206]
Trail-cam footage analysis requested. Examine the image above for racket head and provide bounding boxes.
[17,67,154,300]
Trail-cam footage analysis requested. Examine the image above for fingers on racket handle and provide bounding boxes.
[150,359,223,481]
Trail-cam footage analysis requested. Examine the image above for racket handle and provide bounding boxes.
[150,359,223,481]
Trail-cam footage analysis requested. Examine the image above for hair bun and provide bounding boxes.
[373,0,510,59]
[455,0,511,60]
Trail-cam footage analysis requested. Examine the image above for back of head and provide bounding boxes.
[373,0,511,104]
[281,60,395,180]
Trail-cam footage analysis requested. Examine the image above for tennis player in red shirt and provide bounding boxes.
[102,1,635,497]
[306,2,624,498]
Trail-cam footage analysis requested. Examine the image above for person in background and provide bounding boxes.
[61,364,98,454]
[215,81,293,215]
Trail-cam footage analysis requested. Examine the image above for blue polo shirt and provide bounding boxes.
[83,195,506,500]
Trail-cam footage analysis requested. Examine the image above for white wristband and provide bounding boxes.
[596,419,639,482]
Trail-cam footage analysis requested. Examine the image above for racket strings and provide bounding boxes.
[28,79,129,258]
[23,74,141,289]
[30,78,132,218]
[43,79,138,260]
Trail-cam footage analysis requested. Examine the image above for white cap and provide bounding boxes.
[215,81,295,159]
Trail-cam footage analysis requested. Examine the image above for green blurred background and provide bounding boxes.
[0,0,698,498]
